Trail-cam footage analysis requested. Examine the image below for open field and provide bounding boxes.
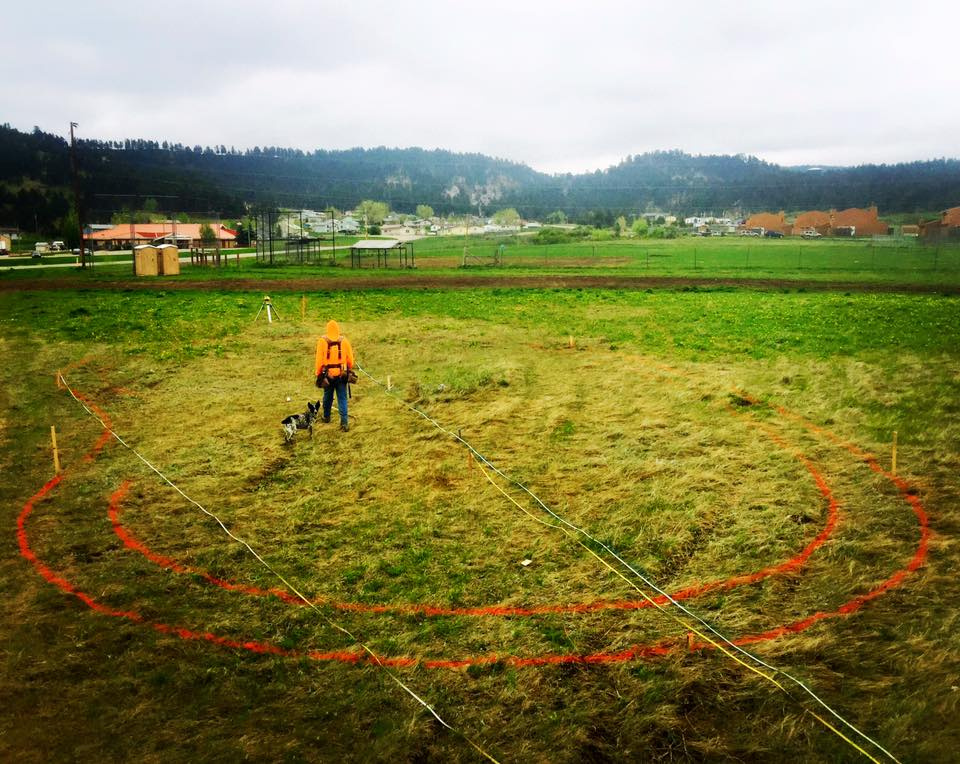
[2,283,959,761]
[2,236,960,288]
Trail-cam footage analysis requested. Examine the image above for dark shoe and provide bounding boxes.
[322,416,331,424]
[340,423,349,432]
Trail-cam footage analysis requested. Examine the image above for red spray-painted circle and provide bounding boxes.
[18,379,929,669]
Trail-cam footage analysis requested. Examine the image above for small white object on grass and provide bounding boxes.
[520,559,532,567]
[285,396,291,402]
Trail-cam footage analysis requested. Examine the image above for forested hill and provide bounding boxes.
[2,123,958,231]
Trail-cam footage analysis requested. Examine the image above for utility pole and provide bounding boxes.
[130,207,136,276]
[69,122,87,268]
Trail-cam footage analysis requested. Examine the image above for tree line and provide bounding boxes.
[1,124,958,237]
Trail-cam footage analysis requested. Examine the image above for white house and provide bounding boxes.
[684,216,733,227]
[339,217,361,234]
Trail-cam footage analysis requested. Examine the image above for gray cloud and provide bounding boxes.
[3,0,957,173]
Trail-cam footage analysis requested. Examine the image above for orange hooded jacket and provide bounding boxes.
[315,320,355,378]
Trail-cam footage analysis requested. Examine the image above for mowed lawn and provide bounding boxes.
[1,285,958,762]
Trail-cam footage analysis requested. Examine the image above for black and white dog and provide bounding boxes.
[281,400,321,443]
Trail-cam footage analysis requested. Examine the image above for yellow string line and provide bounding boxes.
[807,710,882,764]
[59,372,500,764]
[359,363,896,762]
[477,463,566,531]
[474,460,882,764]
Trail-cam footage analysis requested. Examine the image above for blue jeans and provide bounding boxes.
[323,379,349,426]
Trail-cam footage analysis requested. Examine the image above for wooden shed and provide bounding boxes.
[157,244,180,275]
[134,245,159,276]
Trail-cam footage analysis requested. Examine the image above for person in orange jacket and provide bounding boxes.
[315,320,356,431]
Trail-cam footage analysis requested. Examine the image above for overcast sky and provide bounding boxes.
[4,0,958,174]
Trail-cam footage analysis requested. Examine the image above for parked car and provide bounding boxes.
[764,230,784,238]
[31,251,42,259]
[801,229,822,239]
[51,240,66,251]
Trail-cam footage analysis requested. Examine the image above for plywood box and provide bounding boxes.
[134,245,159,276]
[157,244,180,275]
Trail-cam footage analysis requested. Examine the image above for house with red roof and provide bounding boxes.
[919,206,960,241]
[741,211,790,235]
[85,222,237,250]
[829,206,890,237]
[792,210,832,237]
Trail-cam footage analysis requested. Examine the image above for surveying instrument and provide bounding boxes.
[255,295,280,323]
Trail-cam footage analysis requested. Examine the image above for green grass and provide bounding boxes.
[3,235,959,286]
[1,284,958,762]
[412,234,960,283]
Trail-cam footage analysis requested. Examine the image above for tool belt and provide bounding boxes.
[316,368,357,388]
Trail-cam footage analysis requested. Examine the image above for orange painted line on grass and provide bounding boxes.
[17,372,929,672]
[106,395,843,619]
[107,481,304,605]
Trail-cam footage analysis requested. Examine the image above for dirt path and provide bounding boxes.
[1,273,957,294]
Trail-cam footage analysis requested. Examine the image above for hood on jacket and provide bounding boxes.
[325,320,341,341]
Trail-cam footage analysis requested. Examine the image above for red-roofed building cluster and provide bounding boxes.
[741,207,891,237]
[85,222,237,250]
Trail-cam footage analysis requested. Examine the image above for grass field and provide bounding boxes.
[413,234,960,282]
[2,280,959,761]
[3,235,960,287]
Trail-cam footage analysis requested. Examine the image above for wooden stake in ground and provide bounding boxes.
[50,426,61,475]
[891,430,898,477]
[300,295,306,321]
[56,369,62,389]
[568,335,575,349]
[386,375,392,391]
